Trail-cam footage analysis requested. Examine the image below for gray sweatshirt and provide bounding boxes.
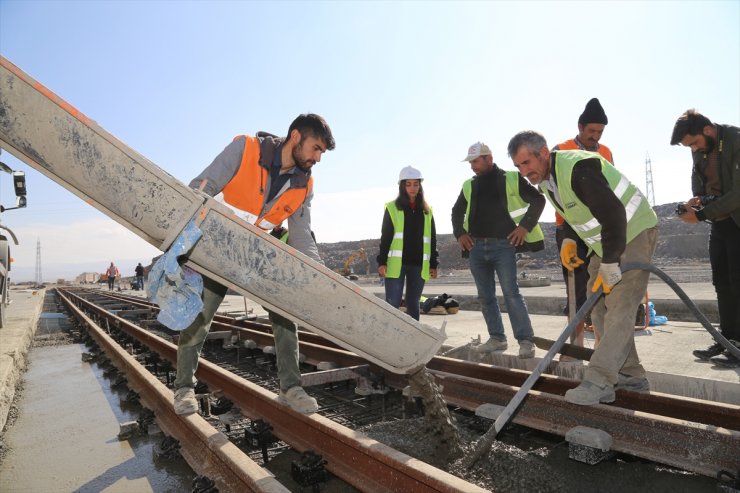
[190,133,322,263]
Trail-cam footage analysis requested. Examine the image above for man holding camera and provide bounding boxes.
[671,109,740,368]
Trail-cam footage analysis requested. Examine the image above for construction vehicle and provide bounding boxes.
[0,151,27,327]
[339,247,370,280]
[0,56,445,374]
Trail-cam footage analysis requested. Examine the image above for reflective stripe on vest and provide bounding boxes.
[554,140,613,225]
[461,172,544,245]
[384,201,433,281]
[219,135,312,230]
[541,150,657,257]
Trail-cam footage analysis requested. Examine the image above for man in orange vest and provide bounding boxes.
[173,114,335,416]
[552,98,614,356]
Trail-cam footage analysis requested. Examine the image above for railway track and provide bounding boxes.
[55,287,739,491]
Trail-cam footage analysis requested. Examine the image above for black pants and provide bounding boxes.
[709,218,740,341]
[555,227,591,315]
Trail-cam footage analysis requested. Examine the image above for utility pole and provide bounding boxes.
[34,237,42,287]
[645,153,655,207]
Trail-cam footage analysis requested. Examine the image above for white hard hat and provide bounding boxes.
[399,166,423,182]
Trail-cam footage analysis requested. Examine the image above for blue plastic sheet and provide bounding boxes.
[146,220,204,331]
[648,301,668,326]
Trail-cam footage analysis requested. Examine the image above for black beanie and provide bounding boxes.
[578,98,608,125]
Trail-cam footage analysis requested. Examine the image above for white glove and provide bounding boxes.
[593,262,622,294]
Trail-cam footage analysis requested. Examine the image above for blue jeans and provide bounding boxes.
[468,238,533,342]
[384,264,425,321]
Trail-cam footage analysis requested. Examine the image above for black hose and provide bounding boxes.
[465,262,737,468]
[621,262,740,360]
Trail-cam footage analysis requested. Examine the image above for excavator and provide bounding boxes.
[339,248,370,280]
[0,56,445,374]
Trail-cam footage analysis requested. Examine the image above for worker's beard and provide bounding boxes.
[702,134,716,155]
[292,142,315,172]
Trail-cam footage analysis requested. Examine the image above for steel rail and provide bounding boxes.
[59,288,488,493]
[66,288,740,478]
[55,291,290,493]
[433,371,739,478]
[73,288,740,431]
[85,289,739,431]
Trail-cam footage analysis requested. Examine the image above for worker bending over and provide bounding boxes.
[508,131,657,405]
[174,114,335,415]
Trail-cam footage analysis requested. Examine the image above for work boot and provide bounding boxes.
[710,340,740,368]
[518,340,535,359]
[693,342,725,361]
[174,387,198,415]
[564,381,615,405]
[279,386,318,414]
[616,373,650,392]
[473,338,508,353]
[711,354,740,368]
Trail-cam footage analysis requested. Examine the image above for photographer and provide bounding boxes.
[671,109,740,368]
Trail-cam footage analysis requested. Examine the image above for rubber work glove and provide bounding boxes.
[559,238,585,271]
[592,262,622,294]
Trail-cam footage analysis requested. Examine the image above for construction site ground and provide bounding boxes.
[0,278,737,491]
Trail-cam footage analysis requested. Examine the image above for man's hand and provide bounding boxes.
[457,233,474,252]
[559,238,584,271]
[430,268,438,279]
[677,201,700,224]
[377,265,387,278]
[592,262,621,294]
[507,226,527,247]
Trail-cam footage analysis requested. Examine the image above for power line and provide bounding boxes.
[34,238,42,286]
[645,152,655,207]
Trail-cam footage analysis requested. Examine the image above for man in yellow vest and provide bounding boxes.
[173,114,335,415]
[452,142,545,359]
[552,98,615,352]
[508,131,657,405]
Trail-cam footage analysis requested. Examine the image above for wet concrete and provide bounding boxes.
[0,343,194,492]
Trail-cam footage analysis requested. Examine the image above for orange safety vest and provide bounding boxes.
[221,135,313,230]
[554,139,614,226]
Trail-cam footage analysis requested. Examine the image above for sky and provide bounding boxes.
[0,0,738,282]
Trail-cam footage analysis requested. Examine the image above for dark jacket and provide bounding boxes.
[451,164,545,252]
[691,124,740,227]
[377,204,439,269]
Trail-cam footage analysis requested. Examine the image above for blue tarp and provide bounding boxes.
[146,220,204,331]
[648,301,668,326]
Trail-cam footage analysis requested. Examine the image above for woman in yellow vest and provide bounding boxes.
[377,166,439,321]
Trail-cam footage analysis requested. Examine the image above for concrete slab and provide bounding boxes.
[0,344,194,492]
[0,289,45,432]
[363,279,719,322]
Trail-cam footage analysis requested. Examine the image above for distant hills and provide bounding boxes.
[318,203,711,274]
